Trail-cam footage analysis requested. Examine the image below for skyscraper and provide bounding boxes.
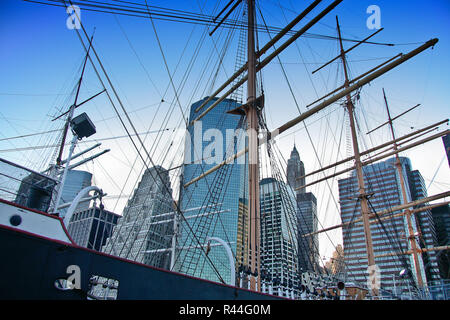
[58,170,92,216]
[260,177,299,296]
[325,244,345,276]
[67,205,120,251]
[174,97,246,285]
[102,166,174,269]
[286,145,305,193]
[286,145,319,272]
[338,157,440,295]
[13,170,56,213]
[407,165,441,285]
[431,204,450,279]
[296,192,319,272]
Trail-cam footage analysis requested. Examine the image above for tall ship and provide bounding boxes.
[0,0,449,300]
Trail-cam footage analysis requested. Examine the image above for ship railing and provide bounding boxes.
[426,279,450,300]
[0,157,57,213]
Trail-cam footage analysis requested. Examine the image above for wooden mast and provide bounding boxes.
[336,16,378,296]
[178,1,439,294]
[246,0,261,291]
[382,88,425,289]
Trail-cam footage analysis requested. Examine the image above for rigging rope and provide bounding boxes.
[62,0,228,284]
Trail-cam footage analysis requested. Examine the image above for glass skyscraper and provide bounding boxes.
[296,192,319,272]
[59,170,92,216]
[338,157,440,296]
[102,166,174,269]
[174,97,246,285]
[431,204,450,280]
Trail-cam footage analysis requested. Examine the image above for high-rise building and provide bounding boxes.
[174,97,246,285]
[296,192,319,272]
[407,166,441,285]
[325,244,345,276]
[102,166,174,270]
[286,145,319,272]
[338,157,440,295]
[431,204,450,279]
[260,177,299,296]
[58,170,92,216]
[13,171,56,213]
[67,205,120,251]
[286,145,305,193]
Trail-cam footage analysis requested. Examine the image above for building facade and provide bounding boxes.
[296,192,319,272]
[260,177,299,296]
[338,157,440,296]
[13,170,56,213]
[102,166,174,270]
[286,145,305,193]
[431,204,450,279]
[286,145,319,273]
[58,170,92,216]
[67,205,120,251]
[325,244,346,276]
[407,166,442,286]
[174,97,246,285]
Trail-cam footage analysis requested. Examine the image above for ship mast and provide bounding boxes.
[335,16,378,296]
[246,0,261,291]
[174,0,438,293]
[382,88,425,290]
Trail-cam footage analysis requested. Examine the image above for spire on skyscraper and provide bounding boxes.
[287,144,305,194]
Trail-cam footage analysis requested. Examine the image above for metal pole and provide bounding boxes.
[67,149,110,170]
[60,142,101,165]
[53,134,78,215]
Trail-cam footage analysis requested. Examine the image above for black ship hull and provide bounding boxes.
[0,224,279,300]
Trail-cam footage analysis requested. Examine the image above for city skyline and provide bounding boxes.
[0,0,449,262]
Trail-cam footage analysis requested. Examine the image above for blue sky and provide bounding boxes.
[0,0,449,259]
